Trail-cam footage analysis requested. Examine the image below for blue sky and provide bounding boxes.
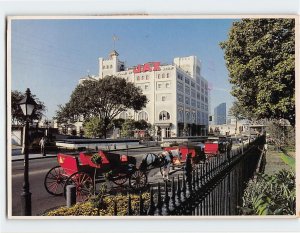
[11,18,237,119]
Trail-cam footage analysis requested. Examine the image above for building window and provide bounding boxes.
[197,111,201,124]
[177,82,184,92]
[103,65,106,69]
[185,97,190,105]
[191,89,196,98]
[162,96,166,101]
[191,99,196,107]
[141,76,144,80]
[157,74,160,79]
[158,83,162,89]
[186,112,190,121]
[166,127,171,138]
[137,76,140,81]
[159,111,170,121]
[178,109,184,122]
[185,86,190,95]
[145,85,149,90]
[192,112,196,123]
[185,77,190,85]
[119,112,129,119]
[166,82,170,88]
[177,93,183,103]
[138,111,148,121]
[162,73,165,78]
[166,73,169,78]
[191,81,195,88]
[110,65,113,68]
[146,75,149,80]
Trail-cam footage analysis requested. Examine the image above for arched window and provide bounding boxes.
[159,111,170,121]
[166,73,169,78]
[178,109,184,122]
[191,112,196,123]
[162,73,165,78]
[186,112,190,121]
[138,111,148,121]
[119,112,129,119]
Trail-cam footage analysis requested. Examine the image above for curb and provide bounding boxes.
[11,145,159,162]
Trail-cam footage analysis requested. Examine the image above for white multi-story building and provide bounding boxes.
[79,50,210,139]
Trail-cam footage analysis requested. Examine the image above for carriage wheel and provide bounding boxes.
[64,172,94,202]
[111,173,128,186]
[44,166,67,196]
[129,170,147,190]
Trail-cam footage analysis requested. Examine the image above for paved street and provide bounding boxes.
[11,146,163,216]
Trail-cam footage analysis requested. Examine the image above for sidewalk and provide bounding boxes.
[264,145,291,175]
[11,144,153,162]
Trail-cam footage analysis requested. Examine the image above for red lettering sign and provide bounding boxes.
[133,62,161,74]
[133,65,141,73]
[142,63,151,72]
[152,62,161,71]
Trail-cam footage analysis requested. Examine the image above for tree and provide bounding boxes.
[83,117,105,138]
[134,120,150,130]
[112,118,125,129]
[120,118,135,138]
[55,76,148,138]
[11,90,46,125]
[220,19,295,126]
[228,101,248,121]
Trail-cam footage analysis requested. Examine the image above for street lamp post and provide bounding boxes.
[18,88,37,216]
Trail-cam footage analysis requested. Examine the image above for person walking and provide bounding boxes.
[39,136,46,156]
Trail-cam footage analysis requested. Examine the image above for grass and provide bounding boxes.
[264,145,291,175]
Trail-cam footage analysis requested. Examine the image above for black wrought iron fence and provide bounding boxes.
[112,136,265,216]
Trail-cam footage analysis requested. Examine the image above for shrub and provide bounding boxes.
[241,169,295,215]
[46,192,150,216]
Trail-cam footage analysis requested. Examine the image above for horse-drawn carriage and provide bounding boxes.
[44,150,147,202]
[204,136,232,157]
[138,143,206,180]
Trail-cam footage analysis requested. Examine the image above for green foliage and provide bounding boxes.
[229,100,252,121]
[11,90,46,125]
[280,153,295,170]
[220,19,295,126]
[83,117,105,138]
[120,118,135,138]
[241,169,295,215]
[54,76,148,137]
[46,193,150,216]
[112,118,125,129]
[267,119,295,149]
